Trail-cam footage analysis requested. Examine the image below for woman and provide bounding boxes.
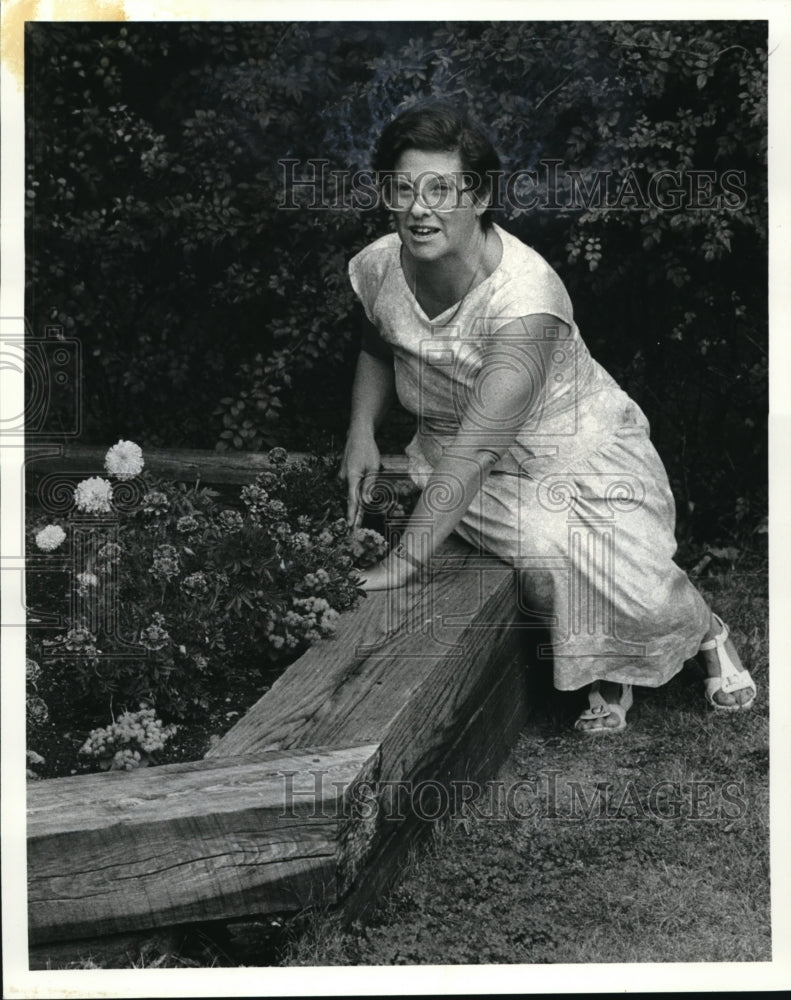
[339,102,756,733]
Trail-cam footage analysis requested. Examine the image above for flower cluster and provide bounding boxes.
[27,443,381,773]
[264,595,341,651]
[176,514,201,534]
[26,657,41,685]
[74,476,114,514]
[299,568,331,594]
[290,531,312,551]
[26,749,46,780]
[35,524,66,552]
[181,571,210,600]
[240,481,288,525]
[218,509,244,533]
[79,707,177,771]
[27,694,49,726]
[96,541,123,569]
[104,439,144,480]
[26,657,49,728]
[75,571,99,597]
[142,490,170,516]
[293,596,341,635]
[139,612,170,652]
[349,527,389,567]
[150,543,180,583]
[54,626,101,660]
[269,520,292,542]
[268,447,288,467]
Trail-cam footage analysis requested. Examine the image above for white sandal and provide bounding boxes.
[700,614,756,712]
[574,682,634,735]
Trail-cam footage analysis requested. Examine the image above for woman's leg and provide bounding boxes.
[697,612,755,708]
[518,568,634,732]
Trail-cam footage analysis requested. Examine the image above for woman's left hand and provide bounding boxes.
[357,555,414,591]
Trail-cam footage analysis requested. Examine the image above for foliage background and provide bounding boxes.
[25,20,767,545]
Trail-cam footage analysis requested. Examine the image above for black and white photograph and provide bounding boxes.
[2,1,789,995]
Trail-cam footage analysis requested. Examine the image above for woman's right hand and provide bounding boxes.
[338,431,381,527]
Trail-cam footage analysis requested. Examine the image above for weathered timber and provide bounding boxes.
[338,607,530,924]
[207,534,530,915]
[208,535,525,772]
[28,744,380,945]
[27,453,532,953]
[25,442,409,485]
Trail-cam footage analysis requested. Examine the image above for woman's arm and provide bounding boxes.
[339,346,397,526]
[359,314,567,590]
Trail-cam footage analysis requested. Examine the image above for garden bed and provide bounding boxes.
[25,443,415,780]
[26,444,533,964]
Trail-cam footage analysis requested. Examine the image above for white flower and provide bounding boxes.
[104,439,144,480]
[74,477,113,514]
[35,524,66,551]
[76,571,99,588]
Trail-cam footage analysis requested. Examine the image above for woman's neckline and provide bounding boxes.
[398,223,507,324]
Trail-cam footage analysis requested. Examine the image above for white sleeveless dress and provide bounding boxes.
[349,223,710,690]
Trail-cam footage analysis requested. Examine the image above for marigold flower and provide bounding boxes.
[176,514,201,534]
[142,490,169,516]
[27,695,49,726]
[218,509,244,532]
[181,571,210,599]
[268,446,288,466]
[149,543,180,583]
[26,658,41,685]
[60,626,101,659]
[104,439,144,480]
[140,612,170,651]
[291,531,311,551]
[73,476,113,514]
[35,524,66,551]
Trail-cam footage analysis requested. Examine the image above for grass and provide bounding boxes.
[280,556,770,966]
[36,554,769,968]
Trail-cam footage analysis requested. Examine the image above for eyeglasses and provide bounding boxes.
[379,172,474,213]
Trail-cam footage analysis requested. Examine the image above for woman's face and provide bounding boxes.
[389,148,487,264]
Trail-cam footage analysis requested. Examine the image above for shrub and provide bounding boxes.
[26,443,416,776]
[25,21,767,543]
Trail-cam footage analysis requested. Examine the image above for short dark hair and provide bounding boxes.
[372,101,501,229]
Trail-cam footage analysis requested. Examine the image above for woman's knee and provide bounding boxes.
[518,569,555,614]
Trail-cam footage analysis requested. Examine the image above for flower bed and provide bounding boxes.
[26,443,417,780]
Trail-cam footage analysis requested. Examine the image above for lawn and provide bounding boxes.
[34,550,769,969]
[281,554,770,966]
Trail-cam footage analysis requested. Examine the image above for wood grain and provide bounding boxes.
[28,744,380,944]
[208,535,525,776]
[28,518,532,950]
[25,443,410,485]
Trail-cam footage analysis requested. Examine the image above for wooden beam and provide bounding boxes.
[208,535,525,773]
[24,443,410,485]
[27,744,380,945]
[27,531,531,950]
[208,534,530,914]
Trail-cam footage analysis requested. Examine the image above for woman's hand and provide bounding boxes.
[338,431,381,527]
[357,552,415,591]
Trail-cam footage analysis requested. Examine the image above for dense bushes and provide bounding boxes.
[25,20,767,542]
